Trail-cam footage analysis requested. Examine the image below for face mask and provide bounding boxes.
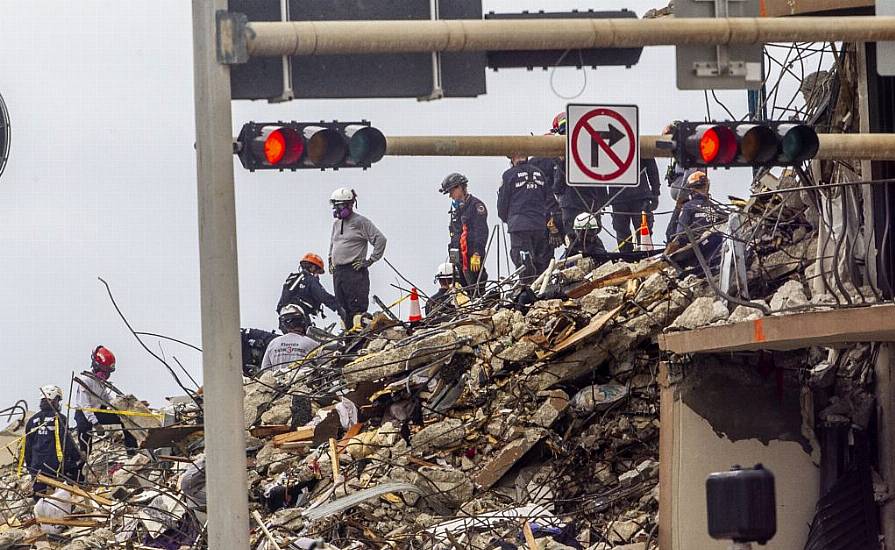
[94,369,110,381]
[451,199,464,210]
[333,205,352,219]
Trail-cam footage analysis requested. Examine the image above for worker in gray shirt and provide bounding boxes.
[328,187,387,329]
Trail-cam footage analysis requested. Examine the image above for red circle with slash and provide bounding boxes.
[570,108,636,182]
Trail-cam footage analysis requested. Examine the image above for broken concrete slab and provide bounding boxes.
[531,390,570,428]
[344,330,459,384]
[668,297,728,331]
[473,429,545,490]
[411,418,465,453]
[769,279,809,311]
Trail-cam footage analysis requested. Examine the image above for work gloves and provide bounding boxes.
[352,258,373,271]
[469,253,482,273]
[547,217,564,248]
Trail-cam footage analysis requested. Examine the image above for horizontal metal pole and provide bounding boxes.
[384,134,895,161]
[246,17,895,57]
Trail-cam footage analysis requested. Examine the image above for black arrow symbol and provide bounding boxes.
[590,123,625,168]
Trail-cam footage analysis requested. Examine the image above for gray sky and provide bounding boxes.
[0,0,756,409]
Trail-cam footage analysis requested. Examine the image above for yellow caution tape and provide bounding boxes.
[53,420,63,463]
[77,407,164,421]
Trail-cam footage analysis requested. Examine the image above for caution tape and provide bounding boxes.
[77,407,165,421]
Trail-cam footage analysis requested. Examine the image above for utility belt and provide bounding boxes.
[333,263,366,273]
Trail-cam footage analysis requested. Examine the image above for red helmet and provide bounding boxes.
[91,346,116,371]
[551,112,568,135]
[300,252,325,272]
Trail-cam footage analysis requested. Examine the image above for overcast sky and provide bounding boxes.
[0,0,760,409]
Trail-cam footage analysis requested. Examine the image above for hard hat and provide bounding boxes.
[300,252,325,272]
[91,346,116,372]
[330,187,356,204]
[435,262,454,281]
[686,170,710,189]
[573,212,601,231]
[278,304,310,330]
[552,112,568,135]
[40,385,63,402]
[439,173,469,195]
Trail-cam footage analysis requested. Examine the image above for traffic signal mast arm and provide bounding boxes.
[382,134,895,161]
[243,17,895,58]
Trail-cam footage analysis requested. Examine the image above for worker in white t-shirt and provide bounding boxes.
[260,305,317,372]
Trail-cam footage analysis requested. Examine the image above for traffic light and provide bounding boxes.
[235,121,386,171]
[673,121,819,168]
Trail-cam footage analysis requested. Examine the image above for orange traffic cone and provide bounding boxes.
[637,211,654,251]
[408,287,422,322]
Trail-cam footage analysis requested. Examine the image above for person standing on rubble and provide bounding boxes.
[608,158,662,252]
[665,171,725,264]
[440,173,489,297]
[24,385,82,500]
[548,111,610,241]
[328,188,387,329]
[260,306,317,372]
[276,252,341,323]
[73,346,138,456]
[498,153,553,283]
[567,213,608,259]
[425,262,458,316]
[663,121,700,245]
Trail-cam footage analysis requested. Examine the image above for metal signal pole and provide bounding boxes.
[192,0,250,548]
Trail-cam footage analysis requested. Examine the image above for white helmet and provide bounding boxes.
[330,187,356,204]
[435,262,454,281]
[40,385,63,402]
[573,213,601,231]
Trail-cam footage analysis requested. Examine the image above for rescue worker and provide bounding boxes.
[665,171,725,267]
[609,158,662,252]
[24,385,81,500]
[440,173,489,297]
[567,213,608,259]
[549,112,610,240]
[328,188,387,329]
[498,154,552,283]
[74,346,137,456]
[425,263,457,316]
[260,306,317,372]
[527,124,564,250]
[276,252,340,321]
[663,121,699,245]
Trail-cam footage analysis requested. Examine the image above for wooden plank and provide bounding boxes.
[271,426,315,447]
[659,304,895,355]
[336,423,364,452]
[539,305,623,360]
[250,424,292,438]
[34,474,115,507]
[34,517,103,527]
[567,260,667,299]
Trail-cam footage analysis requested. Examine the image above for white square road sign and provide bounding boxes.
[565,103,639,186]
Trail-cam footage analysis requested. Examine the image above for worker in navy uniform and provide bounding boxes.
[665,171,725,271]
[440,173,489,297]
[25,385,82,500]
[566,212,608,259]
[498,154,554,283]
[276,252,340,321]
[546,112,610,241]
[425,262,458,316]
[609,158,662,252]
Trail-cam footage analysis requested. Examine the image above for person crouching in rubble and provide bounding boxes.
[276,252,341,323]
[74,346,138,456]
[260,306,317,372]
[426,262,459,316]
[567,212,608,259]
[25,385,82,500]
[664,171,726,271]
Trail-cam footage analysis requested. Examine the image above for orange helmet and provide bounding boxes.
[300,252,325,272]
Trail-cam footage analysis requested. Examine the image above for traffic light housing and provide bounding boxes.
[235,121,386,171]
[673,121,819,168]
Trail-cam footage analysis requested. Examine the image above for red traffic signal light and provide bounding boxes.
[235,121,385,171]
[675,121,819,168]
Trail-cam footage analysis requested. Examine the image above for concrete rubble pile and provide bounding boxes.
[0,252,716,549]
